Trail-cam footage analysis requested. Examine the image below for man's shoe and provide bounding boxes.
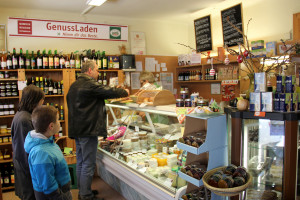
[78,191,100,200]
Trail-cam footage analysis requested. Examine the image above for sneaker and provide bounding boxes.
[78,190,100,200]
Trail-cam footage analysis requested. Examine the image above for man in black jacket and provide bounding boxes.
[67,60,128,200]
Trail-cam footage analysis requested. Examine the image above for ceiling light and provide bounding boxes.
[87,0,107,6]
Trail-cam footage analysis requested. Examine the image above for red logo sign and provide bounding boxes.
[18,20,32,35]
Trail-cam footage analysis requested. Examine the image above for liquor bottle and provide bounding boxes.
[31,51,36,69]
[98,72,102,84]
[70,52,75,68]
[1,50,7,70]
[6,51,12,69]
[108,56,113,69]
[97,51,102,69]
[19,48,25,69]
[102,51,108,70]
[42,49,49,69]
[60,80,64,94]
[35,77,40,88]
[57,81,62,95]
[54,50,60,69]
[53,82,58,95]
[25,50,31,69]
[59,51,65,69]
[10,163,14,186]
[12,48,18,69]
[37,50,43,69]
[31,77,35,86]
[103,72,107,85]
[75,51,81,69]
[199,70,202,80]
[48,78,53,95]
[44,78,49,95]
[60,106,64,120]
[48,50,54,69]
[39,77,44,91]
[3,165,10,187]
[65,55,70,68]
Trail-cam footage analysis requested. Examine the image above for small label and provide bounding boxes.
[254,111,265,117]
[135,126,139,132]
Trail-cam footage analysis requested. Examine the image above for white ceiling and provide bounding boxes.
[0,0,224,21]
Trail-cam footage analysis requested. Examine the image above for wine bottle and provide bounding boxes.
[60,80,64,94]
[102,51,108,70]
[6,51,12,70]
[60,105,64,120]
[54,50,59,69]
[91,49,97,62]
[97,51,102,69]
[48,50,54,69]
[65,55,70,69]
[1,50,7,70]
[98,72,102,84]
[59,51,65,69]
[42,50,49,69]
[12,48,18,69]
[57,81,62,95]
[108,56,113,69]
[44,78,49,95]
[31,51,36,69]
[39,77,44,91]
[48,78,53,95]
[70,52,75,68]
[37,50,43,69]
[10,163,14,186]
[19,48,25,69]
[35,77,40,88]
[103,72,107,85]
[25,50,31,69]
[75,51,80,69]
[53,82,58,95]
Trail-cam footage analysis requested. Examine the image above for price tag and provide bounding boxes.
[138,167,147,173]
[254,111,265,117]
[163,178,173,187]
[135,126,140,132]
[17,81,27,90]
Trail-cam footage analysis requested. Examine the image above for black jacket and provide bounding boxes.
[67,74,128,138]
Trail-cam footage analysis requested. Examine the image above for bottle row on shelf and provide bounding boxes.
[27,77,64,95]
[177,69,218,81]
[45,103,64,121]
[0,71,17,79]
[0,101,15,116]
[0,48,118,70]
[0,82,18,98]
[0,163,15,188]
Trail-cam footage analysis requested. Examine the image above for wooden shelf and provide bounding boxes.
[0,142,12,146]
[0,78,18,81]
[0,96,19,100]
[0,159,12,164]
[176,80,222,83]
[25,69,63,72]
[0,69,18,72]
[177,64,202,68]
[0,115,14,118]
[59,120,65,123]
[45,95,64,98]
[0,134,11,137]
[75,69,121,72]
[2,186,15,191]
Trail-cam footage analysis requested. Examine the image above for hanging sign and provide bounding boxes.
[194,15,212,52]
[8,17,128,41]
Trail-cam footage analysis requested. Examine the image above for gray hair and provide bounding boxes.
[140,71,155,83]
[81,60,96,73]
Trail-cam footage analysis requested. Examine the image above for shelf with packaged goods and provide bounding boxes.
[0,79,18,81]
[0,115,14,119]
[176,80,222,83]
[0,142,12,146]
[25,69,64,72]
[0,159,12,164]
[75,69,122,72]
[2,186,15,191]
[0,96,19,100]
[0,70,18,72]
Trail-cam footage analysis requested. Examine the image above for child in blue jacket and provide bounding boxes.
[24,105,72,200]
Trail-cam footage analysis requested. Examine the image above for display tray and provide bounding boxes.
[177,141,208,155]
[178,171,203,187]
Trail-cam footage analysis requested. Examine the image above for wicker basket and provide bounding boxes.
[202,166,252,196]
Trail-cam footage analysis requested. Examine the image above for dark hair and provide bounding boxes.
[19,85,45,113]
[81,60,96,73]
[32,105,58,134]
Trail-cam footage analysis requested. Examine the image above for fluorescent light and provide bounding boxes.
[87,0,107,6]
[81,5,95,15]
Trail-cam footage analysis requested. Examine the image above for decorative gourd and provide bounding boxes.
[237,98,248,111]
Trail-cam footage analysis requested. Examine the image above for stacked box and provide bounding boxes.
[285,75,296,93]
[279,93,291,112]
[261,92,273,112]
[254,72,267,92]
[274,93,280,111]
[250,92,261,112]
[276,75,286,93]
[266,41,277,57]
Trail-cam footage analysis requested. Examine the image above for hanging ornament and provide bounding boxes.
[209,58,215,76]
[243,50,249,57]
[237,44,243,63]
[206,51,211,64]
[224,54,230,65]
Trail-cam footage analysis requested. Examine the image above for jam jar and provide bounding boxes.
[176,99,184,107]
[12,89,18,96]
[0,83,5,90]
[184,99,192,107]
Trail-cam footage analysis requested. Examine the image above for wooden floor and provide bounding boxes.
[2,176,126,200]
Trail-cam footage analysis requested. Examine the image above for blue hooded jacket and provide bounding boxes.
[24,130,71,195]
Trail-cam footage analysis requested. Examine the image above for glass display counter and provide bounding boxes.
[96,103,187,200]
[225,108,300,200]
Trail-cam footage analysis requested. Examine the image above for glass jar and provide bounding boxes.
[3,104,9,115]
[4,72,9,79]
[5,82,11,89]
[176,99,184,107]
[11,82,17,89]
[5,89,12,97]
[180,90,189,99]
[0,83,5,90]
[184,99,192,107]
[12,89,18,96]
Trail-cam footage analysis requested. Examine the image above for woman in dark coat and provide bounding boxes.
[11,85,45,200]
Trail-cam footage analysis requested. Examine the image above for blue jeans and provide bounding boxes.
[75,137,98,199]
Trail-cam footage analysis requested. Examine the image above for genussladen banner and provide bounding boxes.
[8,17,128,41]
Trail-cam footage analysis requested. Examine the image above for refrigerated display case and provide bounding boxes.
[96,103,187,200]
[225,108,299,200]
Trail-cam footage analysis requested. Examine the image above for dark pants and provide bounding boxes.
[14,167,36,200]
[75,137,98,199]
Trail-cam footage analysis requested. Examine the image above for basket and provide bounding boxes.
[202,166,252,196]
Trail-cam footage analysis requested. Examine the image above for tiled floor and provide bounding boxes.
[2,176,126,200]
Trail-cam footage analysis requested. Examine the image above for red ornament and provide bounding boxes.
[237,55,243,63]
[243,50,249,57]
[210,68,215,76]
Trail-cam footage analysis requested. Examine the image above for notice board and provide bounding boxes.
[194,15,212,52]
[221,4,244,47]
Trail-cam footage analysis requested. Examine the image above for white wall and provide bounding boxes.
[187,0,300,56]
[0,7,189,55]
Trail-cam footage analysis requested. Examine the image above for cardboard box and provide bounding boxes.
[266,41,277,57]
[261,92,273,112]
[276,75,286,93]
[254,72,267,92]
[279,93,292,112]
[107,56,120,69]
[274,93,280,111]
[250,92,261,112]
[285,75,296,93]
